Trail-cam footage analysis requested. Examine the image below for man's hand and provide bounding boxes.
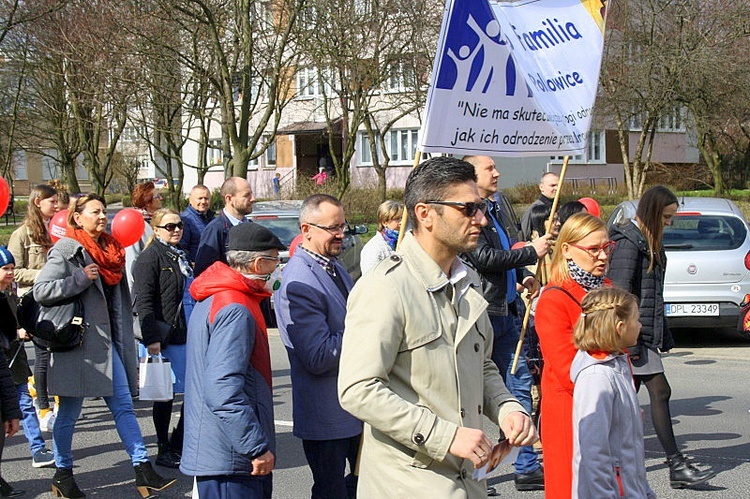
[521,276,540,300]
[500,411,538,447]
[530,234,553,259]
[250,450,275,476]
[4,419,19,438]
[449,427,493,468]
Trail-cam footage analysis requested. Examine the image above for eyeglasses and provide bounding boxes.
[568,241,616,258]
[309,222,349,235]
[156,222,184,232]
[257,255,280,263]
[426,199,488,218]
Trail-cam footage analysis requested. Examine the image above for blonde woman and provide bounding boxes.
[359,200,404,275]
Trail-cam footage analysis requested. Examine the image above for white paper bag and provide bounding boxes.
[138,354,173,401]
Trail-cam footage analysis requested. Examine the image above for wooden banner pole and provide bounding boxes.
[510,155,570,374]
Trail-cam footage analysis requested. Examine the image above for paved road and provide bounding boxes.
[2,328,748,498]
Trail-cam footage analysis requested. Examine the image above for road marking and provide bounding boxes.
[275,420,294,427]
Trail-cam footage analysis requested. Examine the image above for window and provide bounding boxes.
[42,149,60,181]
[13,150,27,180]
[629,106,686,132]
[388,129,419,163]
[296,67,332,98]
[549,130,604,163]
[207,139,222,165]
[264,136,276,167]
[386,61,415,92]
[76,154,88,180]
[358,128,418,165]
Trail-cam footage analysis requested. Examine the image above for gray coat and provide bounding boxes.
[33,237,138,398]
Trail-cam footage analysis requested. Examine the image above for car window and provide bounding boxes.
[251,217,300,246]
[664,215,746,251]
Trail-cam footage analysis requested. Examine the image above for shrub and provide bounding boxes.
[121,195,132,207]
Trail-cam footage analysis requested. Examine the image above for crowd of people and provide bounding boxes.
[0,160,720,498]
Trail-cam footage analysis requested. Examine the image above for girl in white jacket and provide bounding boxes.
[570,287,656,499]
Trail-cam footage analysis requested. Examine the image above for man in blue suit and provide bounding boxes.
[274,194,362,499]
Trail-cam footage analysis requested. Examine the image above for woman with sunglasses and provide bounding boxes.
[133,209,193,470]
[34,193,175,498]
[607,185,714,488]
[534,212,612,499]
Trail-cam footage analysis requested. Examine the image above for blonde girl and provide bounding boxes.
[570,287,655,499]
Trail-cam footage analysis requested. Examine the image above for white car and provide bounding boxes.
[608,197,750,333]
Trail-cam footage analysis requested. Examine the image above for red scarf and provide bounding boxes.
[66,228,125,286]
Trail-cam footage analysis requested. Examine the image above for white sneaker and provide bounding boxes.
[39,412,56,432]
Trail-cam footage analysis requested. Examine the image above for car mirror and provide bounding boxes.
[344,224,368,236]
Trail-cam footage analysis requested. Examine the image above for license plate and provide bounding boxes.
[664,303,719,316]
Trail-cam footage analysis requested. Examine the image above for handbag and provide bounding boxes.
[31,294,87,353]
[138,354,173,401]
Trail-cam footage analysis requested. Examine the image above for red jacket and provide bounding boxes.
[535,278,610,499]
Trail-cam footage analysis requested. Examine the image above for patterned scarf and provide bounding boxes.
[66,228,125,286]
[381,228,399,250]
[156,237,193,278]
[567,259,605,291]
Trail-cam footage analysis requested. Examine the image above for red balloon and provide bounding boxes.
[578,197,601,218]
[111,208,146,247]
[49,209,70,243]
[288,233,303,257]
[0,177,9,216]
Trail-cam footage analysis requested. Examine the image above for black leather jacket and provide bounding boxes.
[462,200,537,316]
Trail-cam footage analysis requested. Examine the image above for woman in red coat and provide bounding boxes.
[535,212,612,499]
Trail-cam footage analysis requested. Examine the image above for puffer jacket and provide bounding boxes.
[608,221,674,351]
[180,261,274,477]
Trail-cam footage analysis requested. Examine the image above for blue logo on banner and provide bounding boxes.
[436,0,529,97]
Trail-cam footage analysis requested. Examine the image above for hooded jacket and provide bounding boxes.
[571,350,655,499]
[608,222,674,351]
[180,261,274,477]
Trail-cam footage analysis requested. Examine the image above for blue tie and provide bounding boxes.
[488,202,517,303]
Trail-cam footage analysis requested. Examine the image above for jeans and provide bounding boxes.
[489,313,540,475]
[16,383,46,455]
[302,436,360,499]
[196,474,272,499]
[53,349,149,468]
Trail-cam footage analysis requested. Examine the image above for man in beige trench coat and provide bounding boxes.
[338,156,538,498]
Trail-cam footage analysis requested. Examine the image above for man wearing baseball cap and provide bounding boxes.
[181,223,285,498]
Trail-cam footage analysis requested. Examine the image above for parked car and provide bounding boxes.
[607,197,750,332]
[248,200,368,281]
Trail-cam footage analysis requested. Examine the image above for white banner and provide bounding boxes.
[420,0,607,157]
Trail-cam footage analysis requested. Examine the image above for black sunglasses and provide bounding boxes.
[156,222,184,232]
[426,199,488,218]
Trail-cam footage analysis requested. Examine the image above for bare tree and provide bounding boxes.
[145,0,305,179]
[299,0,440,199]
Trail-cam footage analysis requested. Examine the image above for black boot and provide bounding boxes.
[51,468,85,498]
[134,461,177,498]
[0,477,24,497]
[155,443,180,469]
[667,452,716,489]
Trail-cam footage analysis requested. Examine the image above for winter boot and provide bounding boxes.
[134,461,176,498]
[667,452,716,489]
[51,468,85,498]
[155,443,180,469]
